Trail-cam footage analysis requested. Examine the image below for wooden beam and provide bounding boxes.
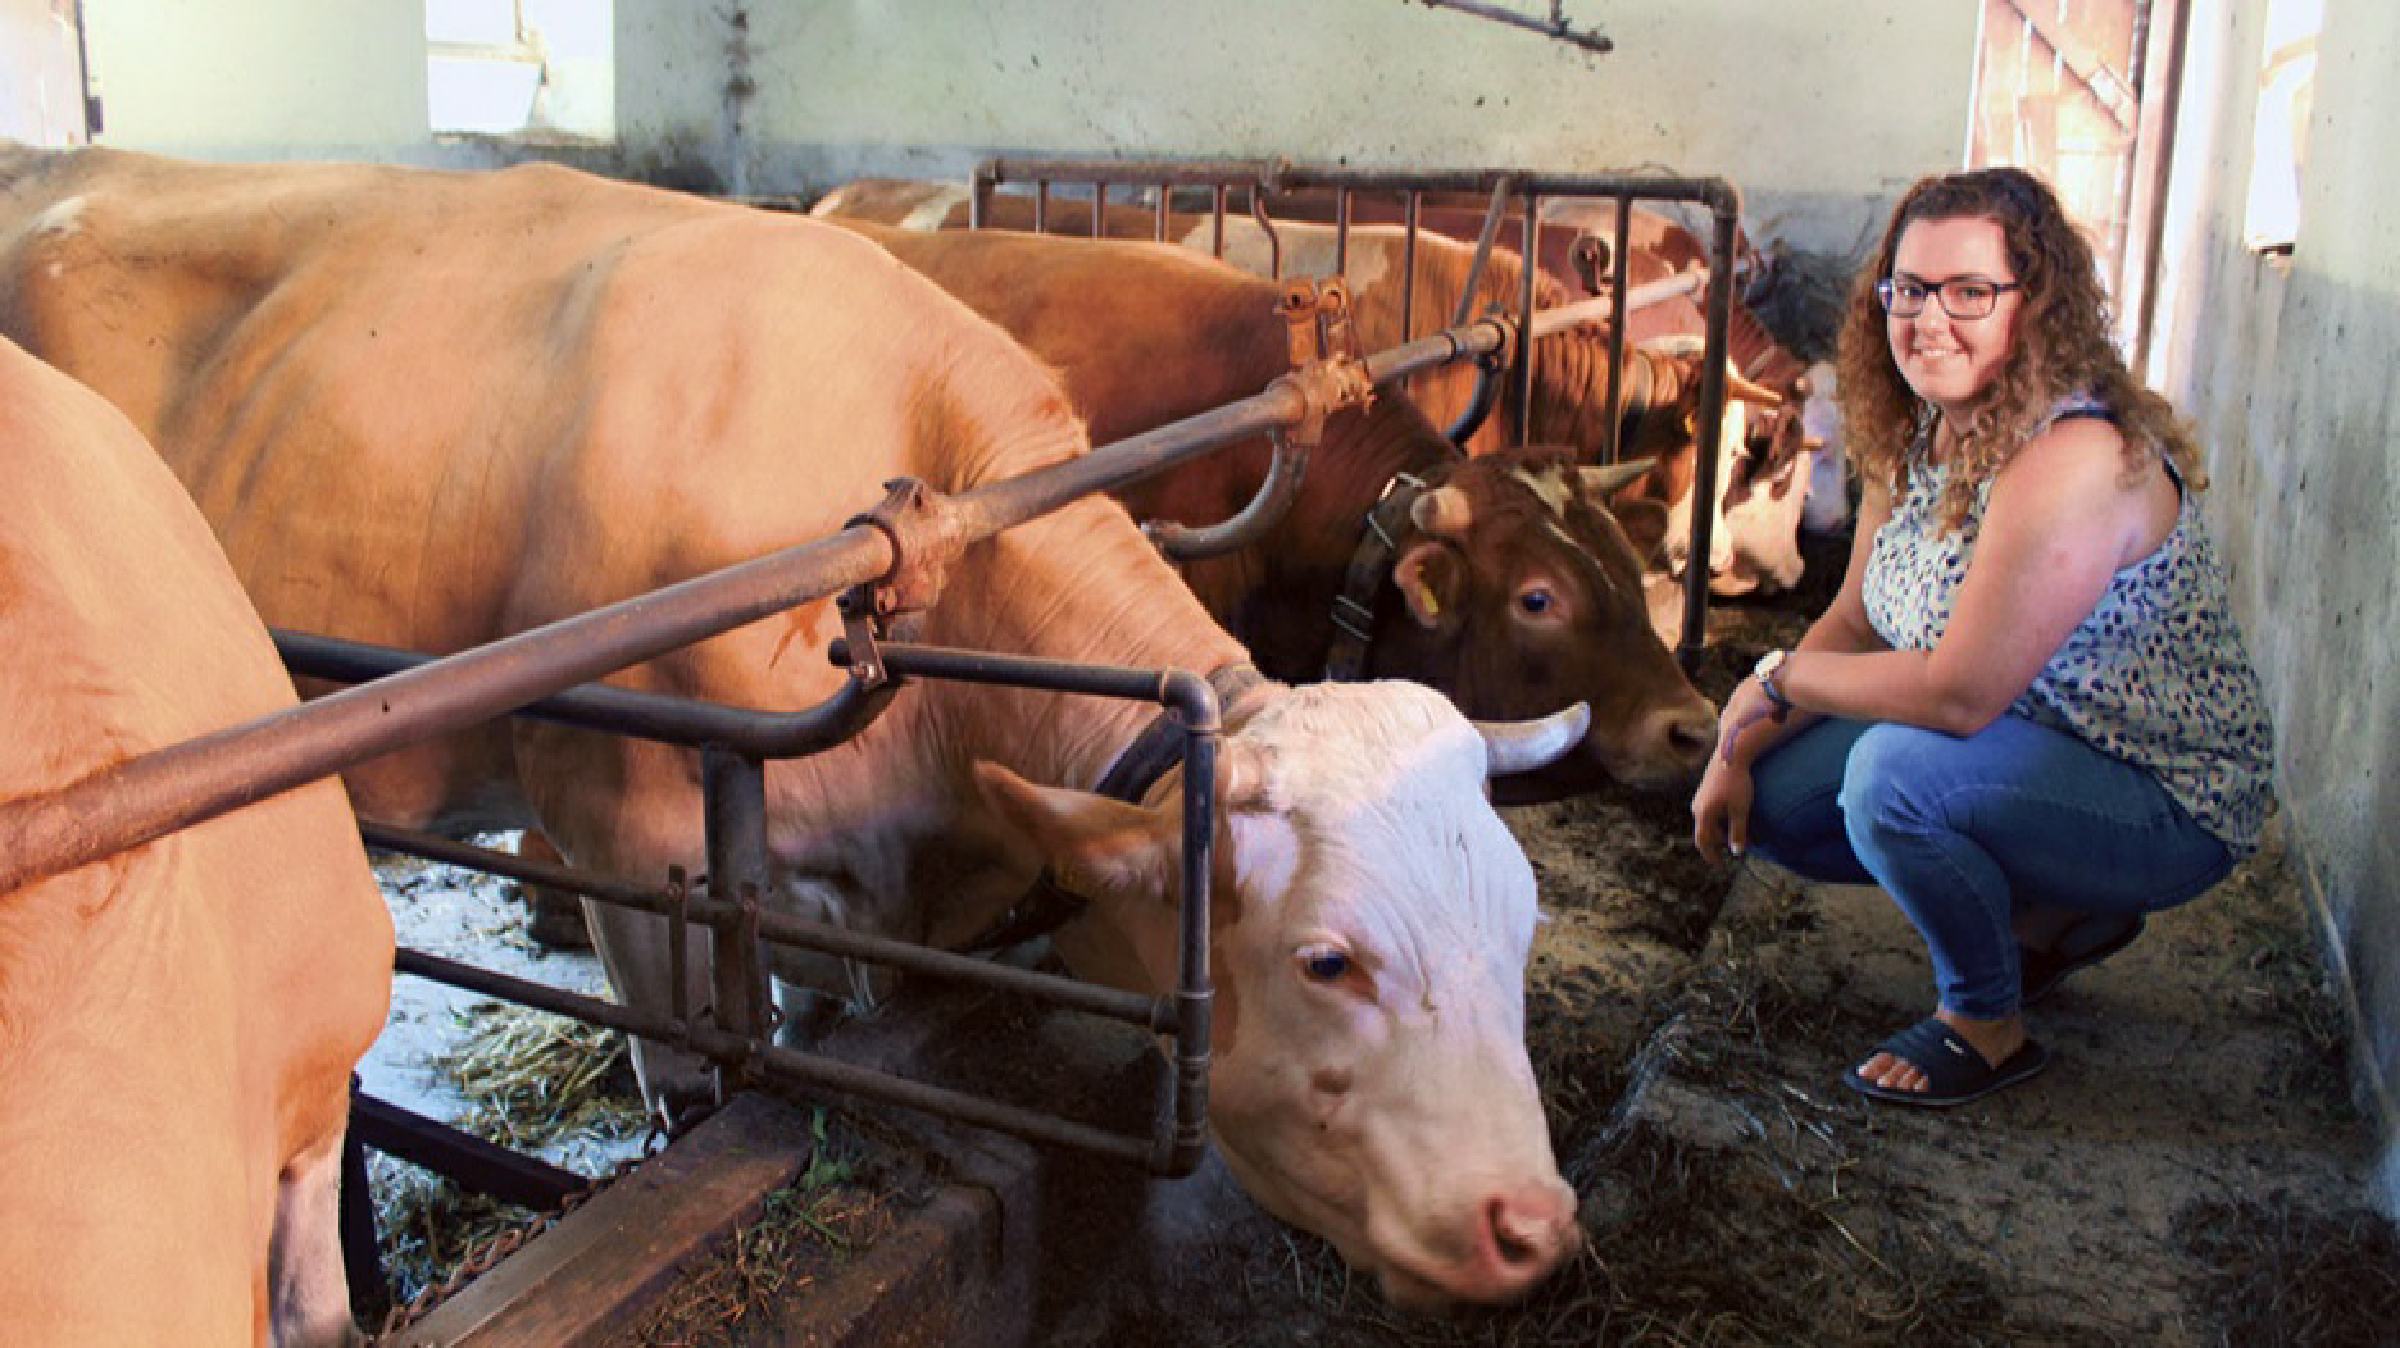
[400,1092,816,1346]
[2003,0,2139,133]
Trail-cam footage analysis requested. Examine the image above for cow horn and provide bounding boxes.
[1408,484,1474,539]
[1728,370,1785,408]
[1476,702,1591,777]
[1578,458,1656,501]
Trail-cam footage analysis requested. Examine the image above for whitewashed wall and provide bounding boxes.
[616,0,1979,256]
[77,1,1979,258]
[2147,0,2400,1204]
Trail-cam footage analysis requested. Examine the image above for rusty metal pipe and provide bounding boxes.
[276,629,894,759]
[364,822,1171,1029]
[1162,667,1218,1175]
[395,946,1160,1167]
[1604,195,1634,463]
[1333,186,1351,276]
[1451,176,1514,329]
[1144,427,1308,561]
[0,526,890,897]
[702,749,773,1060]
[981,158,1732,212]
[1250,190,1282,279]
[1513,187,1540,446]
[1526,271,1705,337]
[1677,200,1743,669]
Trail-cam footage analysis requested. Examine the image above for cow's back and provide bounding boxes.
[0,335,393,1344]
[0,147,1094,830]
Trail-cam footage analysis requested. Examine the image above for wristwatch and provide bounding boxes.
[1753,649,1793,723]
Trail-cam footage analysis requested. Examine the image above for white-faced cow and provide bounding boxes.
[0,335,393,1345]
[0,144,1580,1308]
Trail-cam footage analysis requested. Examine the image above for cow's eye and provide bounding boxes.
[1298,946,1352,983]
[1517,587,1555,616]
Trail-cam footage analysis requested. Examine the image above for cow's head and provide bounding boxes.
[973,684,1585,1308]
[1366,448,1717,801]
[1711,402,1817,597]
[1609,338,1818,598]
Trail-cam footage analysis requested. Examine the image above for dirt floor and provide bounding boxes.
[360,550,2396,1346]
[996,579,2394,1348]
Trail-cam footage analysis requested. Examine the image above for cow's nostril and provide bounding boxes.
[1485,1196,1544,1268]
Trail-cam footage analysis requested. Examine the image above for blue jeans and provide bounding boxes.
[1747,714,2233,1018]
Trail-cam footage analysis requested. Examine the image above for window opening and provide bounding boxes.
[427,0,613,142]
[2242,0,2319,254]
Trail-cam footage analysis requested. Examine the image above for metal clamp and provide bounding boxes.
[835,476,966,688]
[1278,276,1361,371]
[1267,279,1375,453]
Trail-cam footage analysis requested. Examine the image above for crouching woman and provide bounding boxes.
[1691,167,2275,1107]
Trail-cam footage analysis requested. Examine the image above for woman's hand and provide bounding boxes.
[1691,749,1756,863]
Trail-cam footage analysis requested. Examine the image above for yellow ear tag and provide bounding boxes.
[1411,583,1441,619]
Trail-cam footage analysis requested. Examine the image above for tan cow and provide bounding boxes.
[0,336,394,1345]
[830,220,1717,799]
[0,145,1581,1308]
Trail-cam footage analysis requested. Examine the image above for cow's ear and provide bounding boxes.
[1392,541,1466,632]
[1614,498,1671,568]
[972,762,1174,905]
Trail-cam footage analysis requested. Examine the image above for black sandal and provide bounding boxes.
[1842,1017,2051,1108]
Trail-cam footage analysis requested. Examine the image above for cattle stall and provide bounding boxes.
[817,156,1763,669]
[956,157,1747,668]
[0,256,1588,1337]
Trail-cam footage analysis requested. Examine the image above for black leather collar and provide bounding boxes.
[1322,471,1430,683]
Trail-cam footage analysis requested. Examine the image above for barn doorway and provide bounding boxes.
[1965,0,2188,362]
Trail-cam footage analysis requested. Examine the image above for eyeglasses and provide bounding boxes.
[1875,275,2021,320]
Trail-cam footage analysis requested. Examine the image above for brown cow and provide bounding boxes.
[813,180,1821,598]
[0,144,1587,1308]
[808,179,1778,467]
[831,220,1718,799]
[0,335,393,1345]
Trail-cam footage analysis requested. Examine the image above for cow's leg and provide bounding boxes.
[583,897,719,1129]
[268,1128,361,1348]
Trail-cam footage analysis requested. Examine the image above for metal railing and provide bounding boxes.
[0,258,1553,1173]
[965,156,1743,667]
[290,633,1224,1172]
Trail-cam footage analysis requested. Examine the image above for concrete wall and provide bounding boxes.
[78,1,1979,258]
[2149,0,2400,1199]
[616,0,1978,256]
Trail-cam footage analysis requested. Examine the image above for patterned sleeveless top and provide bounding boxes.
[1861,394,2276,853]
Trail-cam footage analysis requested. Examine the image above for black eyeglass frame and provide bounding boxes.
[1875,275,2023,320]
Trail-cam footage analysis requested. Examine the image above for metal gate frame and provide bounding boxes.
[0,195,1696,1316]
[285,630,1223,1175]
[965,156,1746,667]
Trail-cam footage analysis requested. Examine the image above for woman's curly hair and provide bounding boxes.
[1833,167,2204,530]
